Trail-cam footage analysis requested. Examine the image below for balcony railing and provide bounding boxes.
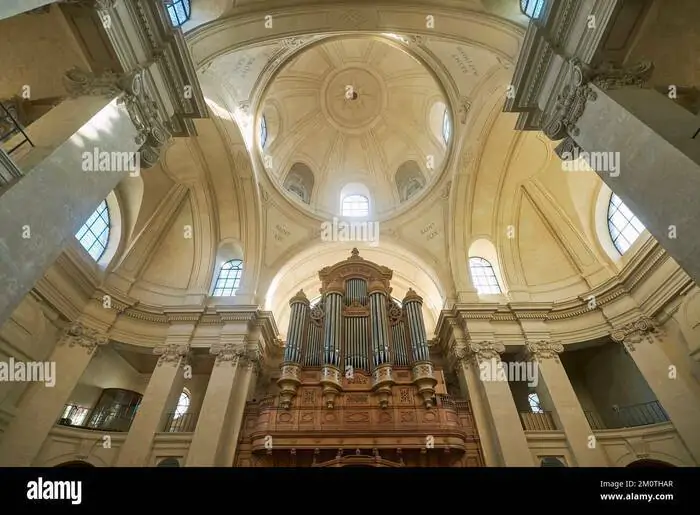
[162,411,197,433]
[0,100,33,155]
[585,401,670,430]
[57,404,137,432]
[520,411,557,431]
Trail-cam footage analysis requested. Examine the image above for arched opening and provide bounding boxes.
[54,460,95,467]
[626,459,675,468]
[157,457,181,467]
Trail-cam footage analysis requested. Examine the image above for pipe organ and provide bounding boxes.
[278,247,438,409]
[235,249,484,467]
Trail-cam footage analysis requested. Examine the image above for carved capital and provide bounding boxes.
[611,317,658,352]
[153,343,189,366]
[211,343,246,366]
[63,67,171,169]
[470,341,505,361]
[544,59,654,142]
[526,340,564,363]
[64,322,109,353]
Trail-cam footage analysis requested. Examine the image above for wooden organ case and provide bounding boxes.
[235,249,484,467]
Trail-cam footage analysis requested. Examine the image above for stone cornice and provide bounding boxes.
[434,241,691,345]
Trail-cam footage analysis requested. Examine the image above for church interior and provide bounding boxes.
[0,0,699,468]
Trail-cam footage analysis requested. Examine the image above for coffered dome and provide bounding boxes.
[258,36,451,219]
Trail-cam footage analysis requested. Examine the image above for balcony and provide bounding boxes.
[57,404,137,432]
[162,411,198,433]
[585,401,669,430]
[520,411,557,431]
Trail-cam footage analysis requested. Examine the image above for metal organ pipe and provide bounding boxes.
[284,291,309,363]
[368,281,391,368]
[404,289,429,362]
[323,284,343,367]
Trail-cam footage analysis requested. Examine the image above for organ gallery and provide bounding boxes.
[235,249,485,467]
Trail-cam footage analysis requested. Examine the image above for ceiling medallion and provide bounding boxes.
[321,67,386,134]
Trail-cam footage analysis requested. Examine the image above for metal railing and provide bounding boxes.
[162,411,197,433]
[520,411,557,431]
[585,401,669,430]
[57,404,137,432]
[0,100,33,155]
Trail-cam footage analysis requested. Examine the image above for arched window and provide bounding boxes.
[174,390,190,419]
[75,199,110,262]
[607,193,645,255]
[165,0,191,27]
[213,259,243,296]
[528,392,543,413]
[520,0,545,19]
[442,108,451,144]
[260,115,268,149]
[342,194,369,217]
[468,257,501,295]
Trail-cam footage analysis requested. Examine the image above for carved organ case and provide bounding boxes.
[236,249,484,467]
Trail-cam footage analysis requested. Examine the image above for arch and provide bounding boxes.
[340,183,370,217]
[283,162,315,204]
[53,460,95,467]
[210,239,245,296]
[165,0,191,28]
[395,161,425,202]
[174,388,190,418]
[157,457,181,467]
[626,459,675,468]
[540,456,566,467]
[468,238,505,296]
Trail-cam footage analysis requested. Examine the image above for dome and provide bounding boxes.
[258,36,451,219]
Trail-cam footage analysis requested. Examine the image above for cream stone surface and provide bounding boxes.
[0,0,699,470]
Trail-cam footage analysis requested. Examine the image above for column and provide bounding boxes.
[448,320,498,466]
[403,288,436,408]
[0,321,107,466]
[221,356,260,466]
[320,281,343,408]
[526,341,608,467]
[115,339,189,467]
[461,341,534,466]
[185,340,246,467]
[612,318,700,463]
[0,68,169,327]
[548,59,700,285]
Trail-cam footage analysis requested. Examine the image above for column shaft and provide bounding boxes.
[527,342,608,466]
[618,329,700,463]
[0,96,139,326]
[574,85,700,284]
[221,362,257,466]
[115,342,188,467]
[185,350,243,467]
[0,322,107,466]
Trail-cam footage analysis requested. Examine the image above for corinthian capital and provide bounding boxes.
[211,343,246,366]
[469,341,505,362]
[154,343,190,366]
[65,322,109,353]
[611,317,658,352]
[526,340,564,363]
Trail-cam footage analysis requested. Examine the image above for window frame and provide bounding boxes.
[75,199,111,262]
[165,0,191,28]
[341,194,370,217]
[607,193,646,255]
[212,259,244,297]
[468,256,502,295]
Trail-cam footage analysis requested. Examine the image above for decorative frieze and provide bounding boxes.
[610,317,658,352]
[153,343,189,366]
[64,322,109,353]
[526,340,564,363]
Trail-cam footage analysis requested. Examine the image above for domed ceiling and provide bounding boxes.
[258,37,451,219]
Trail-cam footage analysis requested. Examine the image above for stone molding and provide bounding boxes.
[610,317,658,352]
[526,340,564,363]
[64,322,109,353]
[153,343,190,366]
